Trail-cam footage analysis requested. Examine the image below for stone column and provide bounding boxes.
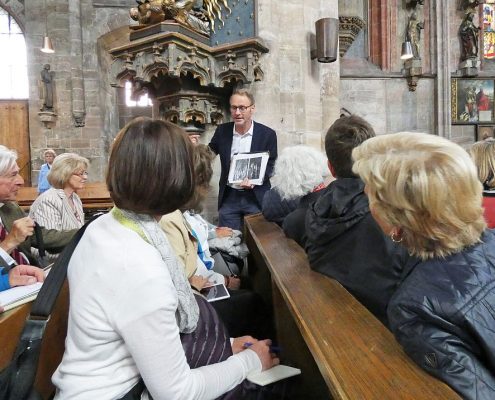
[253,0,340,150]
[69,0,86,127]
[432,0,451,138]
[319,0,340,147]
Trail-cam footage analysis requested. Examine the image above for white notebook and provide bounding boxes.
[0,266,51,312]
[247,365,301,386]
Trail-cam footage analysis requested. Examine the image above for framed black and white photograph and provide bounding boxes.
[228,152,270,186]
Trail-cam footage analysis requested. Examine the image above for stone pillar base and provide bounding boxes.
[458,58,480,77]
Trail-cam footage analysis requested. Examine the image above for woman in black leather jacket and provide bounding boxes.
[352,132,495,399]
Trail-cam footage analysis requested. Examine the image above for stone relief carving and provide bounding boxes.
[129,0,231,36]
[115,0,266,134]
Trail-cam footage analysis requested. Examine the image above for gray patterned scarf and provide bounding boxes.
[112,207,199,333]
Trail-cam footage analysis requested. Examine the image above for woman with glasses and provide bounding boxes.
[30,153,88,261]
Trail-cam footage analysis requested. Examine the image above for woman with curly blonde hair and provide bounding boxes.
[470,138,495,227]
[352,132,494,399]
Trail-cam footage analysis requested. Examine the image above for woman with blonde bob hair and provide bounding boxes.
[352,132,495,399]
[30,153,88,261]
[31,153,88,228]
[470,138,495,227]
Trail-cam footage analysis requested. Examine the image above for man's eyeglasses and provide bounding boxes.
[230,105,252,113]
[73,171,88,178]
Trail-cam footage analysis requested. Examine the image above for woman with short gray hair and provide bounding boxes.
[352,132,495,399]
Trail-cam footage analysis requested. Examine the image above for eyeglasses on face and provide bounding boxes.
[230,105,252,113]
[73,171,88,178]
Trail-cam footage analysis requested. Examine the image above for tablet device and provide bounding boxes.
[200,283,230,302]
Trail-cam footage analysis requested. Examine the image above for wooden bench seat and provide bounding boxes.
[244,213,460,400]
[16,182,113,212]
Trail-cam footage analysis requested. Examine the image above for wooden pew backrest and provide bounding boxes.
[17,182,113,211]
[0,282,69,399]
[244,213,460,400]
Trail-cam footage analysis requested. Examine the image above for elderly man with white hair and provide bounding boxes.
[0,145,76,292]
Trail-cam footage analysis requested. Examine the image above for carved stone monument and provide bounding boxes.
[110,0,268,137]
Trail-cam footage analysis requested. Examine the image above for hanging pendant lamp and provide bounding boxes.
[41,36,54,53]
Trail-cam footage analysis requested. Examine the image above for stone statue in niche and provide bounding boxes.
[460,11,480,61]
[406,12,424,59]
[129,0,231,35]
[40,64,54,111]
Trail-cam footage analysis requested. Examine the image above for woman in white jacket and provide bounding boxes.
[52,117,278,400]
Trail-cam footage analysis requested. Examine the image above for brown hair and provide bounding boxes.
[182,144,214,212]
[107,117,195,215]
[325,115,375,178]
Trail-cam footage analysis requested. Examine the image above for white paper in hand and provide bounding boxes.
[247,365,301,386]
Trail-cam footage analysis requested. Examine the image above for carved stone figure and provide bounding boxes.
[460,12,480,61]
[40,64,54,111]
[406,12,424,59]
[129,0,231,35]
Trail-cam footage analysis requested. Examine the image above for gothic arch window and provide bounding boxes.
[0,6,28,99]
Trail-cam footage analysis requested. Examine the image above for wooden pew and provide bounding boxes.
[244,213,460,400]
[16,182,113,212]
[0,282,69,399]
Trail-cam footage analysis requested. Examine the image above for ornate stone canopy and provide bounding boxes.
[109,22,268,129]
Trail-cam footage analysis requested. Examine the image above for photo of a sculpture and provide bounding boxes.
[130,0,231,35]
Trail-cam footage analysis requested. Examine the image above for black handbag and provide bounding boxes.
[0,215,101,400]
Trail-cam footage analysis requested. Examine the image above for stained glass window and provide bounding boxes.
[483,1,495,59]
[0,8,28,99]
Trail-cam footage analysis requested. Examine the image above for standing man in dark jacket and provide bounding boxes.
[283,116,416,324]
[209,89,277,230]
